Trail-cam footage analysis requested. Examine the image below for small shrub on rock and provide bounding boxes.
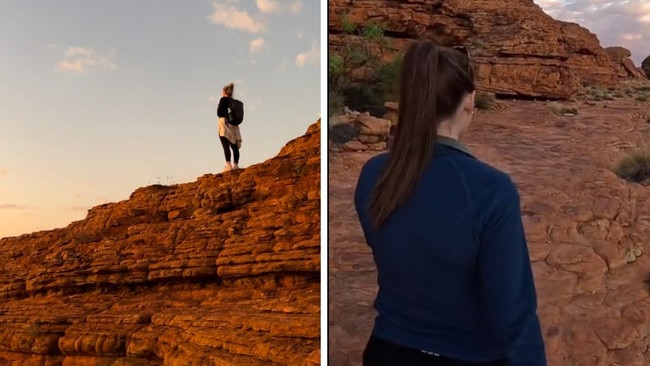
[614,149,650,185]
[586,87,610,101]
[328,88,345,117]
[548,102,578,116]
[475,93,496,110]
[634,84,650,92]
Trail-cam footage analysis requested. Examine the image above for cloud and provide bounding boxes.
[55,47,117,74]
[249,37,266,55]
[298,31,304,39]
[278,59,289,71]
[0,204,29,210]
[255,0,302,14]
[256,0,281,13]
[295,42,320,68]
[289,1,303,14]
[248,99,262,111]
[534,0,650,65]
[208,2,266,33]
[0,168,8,177]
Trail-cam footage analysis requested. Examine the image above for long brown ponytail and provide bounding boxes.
[368,41,475,228]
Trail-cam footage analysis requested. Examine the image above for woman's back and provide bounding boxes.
[355,140,546,364]
[354,41,546,366]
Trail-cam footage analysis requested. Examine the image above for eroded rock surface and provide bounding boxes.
[330,113,390,152]
[605,47,647,79]
[0,121,321,366]
[329,99,650,365]
[642,54,650,78]
[329,0,645,99]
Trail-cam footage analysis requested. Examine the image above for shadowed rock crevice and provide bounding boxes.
[0,120,321,365]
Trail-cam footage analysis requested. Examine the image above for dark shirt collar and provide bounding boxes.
[437,135,474,158]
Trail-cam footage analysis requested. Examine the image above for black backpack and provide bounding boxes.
[228,99,244,126]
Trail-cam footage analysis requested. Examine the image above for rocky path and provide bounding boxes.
[328,100,650,365]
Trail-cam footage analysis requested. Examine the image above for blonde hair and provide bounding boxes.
[223,82,234,97]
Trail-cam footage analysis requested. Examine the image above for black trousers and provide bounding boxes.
[219,136,239,164]
[362,335,505,366]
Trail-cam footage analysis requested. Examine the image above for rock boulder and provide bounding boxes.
[642,54,650,78]
[605,47,647,79]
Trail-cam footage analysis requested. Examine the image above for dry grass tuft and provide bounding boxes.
[614,149,650,185]
[474,92,497,110]
[548,102,578,116]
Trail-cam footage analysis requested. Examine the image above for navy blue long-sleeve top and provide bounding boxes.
[217,96,231,118]
[354,137,547,365]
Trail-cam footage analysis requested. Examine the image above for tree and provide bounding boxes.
[328,15,402,116]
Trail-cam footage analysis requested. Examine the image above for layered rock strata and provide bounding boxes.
[0,121,322,366]
[329,0,645,99]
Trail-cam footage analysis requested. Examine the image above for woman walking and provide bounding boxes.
[354,41,547,365]
[217,82,242,172]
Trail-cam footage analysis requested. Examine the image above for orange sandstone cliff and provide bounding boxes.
[0,121,321,365]
[329,0,645,99]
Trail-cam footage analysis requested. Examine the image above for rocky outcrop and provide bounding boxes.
[643,54,650,78]
[0,121,321,365]
[605,47,647,79]
[330,113,390,152]
[329,0,645,99]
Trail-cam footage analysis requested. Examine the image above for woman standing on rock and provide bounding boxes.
[217,82,242,172]
[354,41,547,366]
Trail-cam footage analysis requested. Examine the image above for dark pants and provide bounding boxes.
[363,335,505,366]
[219,136,239,164]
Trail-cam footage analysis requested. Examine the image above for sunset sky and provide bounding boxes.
[1,1,648,239]
[0,0,320,238]
[535,0,650,65]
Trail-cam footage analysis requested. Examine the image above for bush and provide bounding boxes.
[636,94,648,102]
[373,54,403,101]
[614,149,650,184]
[328,88,345,117]
[548,102,578,116]
[329,16,402,114]
[475,93,496,110]
[635,85,650,92]
[586,87,608,101]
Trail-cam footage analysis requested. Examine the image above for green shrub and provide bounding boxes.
[475,93,496,110]
[614,149,650,184]
[328,88,345,117]
[329,16,403,115]
[373,54,403,101]
[341,17,356,34]
[586,87,608,101]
